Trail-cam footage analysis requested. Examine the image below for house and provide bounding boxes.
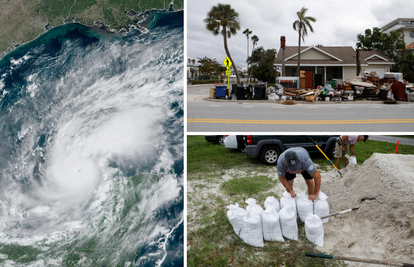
[187,66,200,80]
[274,45,394,88]
[380,18,414,56]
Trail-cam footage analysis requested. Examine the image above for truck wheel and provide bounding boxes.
[216,135,225,145]
[327,142,335,158]
[260,146,281,165]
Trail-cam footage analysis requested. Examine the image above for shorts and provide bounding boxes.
[286,171,313,181]
[334,137,348,158]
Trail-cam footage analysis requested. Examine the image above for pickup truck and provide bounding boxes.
[245,135,338,165]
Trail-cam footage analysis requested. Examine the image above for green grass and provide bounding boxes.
[222,176,277,196]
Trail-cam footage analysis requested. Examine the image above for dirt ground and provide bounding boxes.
[187,153,414,267]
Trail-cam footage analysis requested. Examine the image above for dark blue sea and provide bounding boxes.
[0,10,183,267]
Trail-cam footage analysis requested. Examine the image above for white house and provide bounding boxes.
[381,18,414,55]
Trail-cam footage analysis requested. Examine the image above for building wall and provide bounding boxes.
[291,49,332,60]
[343,66,356,81]
[402,28,414,46]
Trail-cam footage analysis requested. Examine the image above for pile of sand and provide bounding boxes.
[319,153,414,266]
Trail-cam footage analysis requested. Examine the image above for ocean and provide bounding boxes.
[0,10,183,267]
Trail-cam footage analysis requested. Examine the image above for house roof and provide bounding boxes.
[275,46,394,66]
[405,42,414,50]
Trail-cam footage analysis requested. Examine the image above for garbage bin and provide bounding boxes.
[391,81,407,101]
[254,85,266,100]
[379,89,388,100]
[215,86,227,98]
[236,86,245,100]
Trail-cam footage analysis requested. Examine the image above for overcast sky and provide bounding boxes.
[186,0,414,70]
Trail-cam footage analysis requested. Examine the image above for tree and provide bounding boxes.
[251,35,259,52]
[191,59,196,65]
[398,53,414,82]
[356,27,405,71]
[243,28,252,81]
[247,46,277,82]
[188,58,191,65]
[204,3,241,84]
[293,6,316,76]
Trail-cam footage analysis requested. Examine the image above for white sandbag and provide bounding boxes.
[314,191,329,223]
[226,203,246,237]
[305,213,324,247]
[280,191,296,219]
[262,206,284,242]
[349,156,357,165]
[297,191,314,222]
[245,198,264,220]
[279,205,298,240]
[242,211,264,247]
[264,196,280,213]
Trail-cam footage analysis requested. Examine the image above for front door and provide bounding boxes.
[306,71,313,89]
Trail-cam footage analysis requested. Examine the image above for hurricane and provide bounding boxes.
[0,10,183,267]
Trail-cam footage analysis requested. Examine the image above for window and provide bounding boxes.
[410,31,414,38]
[402,21,409,25]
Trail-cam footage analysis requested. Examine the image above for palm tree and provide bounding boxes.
[243,28,252,82]
[293,6,316,76]
[251,35,259,52]
[188,58,191,65]
[204,3,241,84]
[191,59,196,66]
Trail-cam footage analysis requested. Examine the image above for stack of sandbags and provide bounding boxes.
[297,191,314,222]
[279,205,298,240]
[305,213,324,247]
[314,191,329,223]
[262,206,284,242]
[245,198,264,221]
[226,203,246,237]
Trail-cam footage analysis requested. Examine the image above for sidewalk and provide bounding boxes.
[369,136,414,146]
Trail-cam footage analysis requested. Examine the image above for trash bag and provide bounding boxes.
[226,203,246,237]
[280,191,296,219]
[262,206,284,242]
[242,211,264,247]
[349,156,357,165]
[297,191,314,222]
[245,198,264,221]
[267,86,276,95]
[305,213,324,247]
[314,192,329,223]
[268,93,279,102]
[279,205,298,240]
[264,196,280,213]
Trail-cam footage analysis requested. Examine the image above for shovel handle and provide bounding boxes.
[305,252,333,259]
[308,136,340,172]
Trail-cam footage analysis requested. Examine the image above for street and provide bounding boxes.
[187,84,414,132]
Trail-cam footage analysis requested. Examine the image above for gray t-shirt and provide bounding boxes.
[277,147,316,177]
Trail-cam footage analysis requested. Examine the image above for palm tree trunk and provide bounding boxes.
[296,31,301,77]
[247,38,249,84]
[223,26,241,84]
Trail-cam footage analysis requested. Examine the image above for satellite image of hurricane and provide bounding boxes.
[0,9,183,267]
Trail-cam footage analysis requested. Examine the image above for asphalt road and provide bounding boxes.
[187,84,414,132]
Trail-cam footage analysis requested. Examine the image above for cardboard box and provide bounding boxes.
[407,92,414,102]
[209,88,216,99]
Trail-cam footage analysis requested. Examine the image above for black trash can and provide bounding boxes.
[236,86,245,100]
[380,89,388,100]
[254,85,266,100]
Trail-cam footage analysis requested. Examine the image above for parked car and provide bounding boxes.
[245,135,338,165]
[224,135,246,152]
[204,135,225,145]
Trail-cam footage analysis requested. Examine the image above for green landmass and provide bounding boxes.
[0,0,183,58]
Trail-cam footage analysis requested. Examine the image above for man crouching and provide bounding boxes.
[277,147,321,202]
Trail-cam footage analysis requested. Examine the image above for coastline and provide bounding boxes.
[0,7,183,61]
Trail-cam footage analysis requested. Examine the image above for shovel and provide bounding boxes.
[308,136,342,178]
[305,252,414,266]
[299,207,359,225]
